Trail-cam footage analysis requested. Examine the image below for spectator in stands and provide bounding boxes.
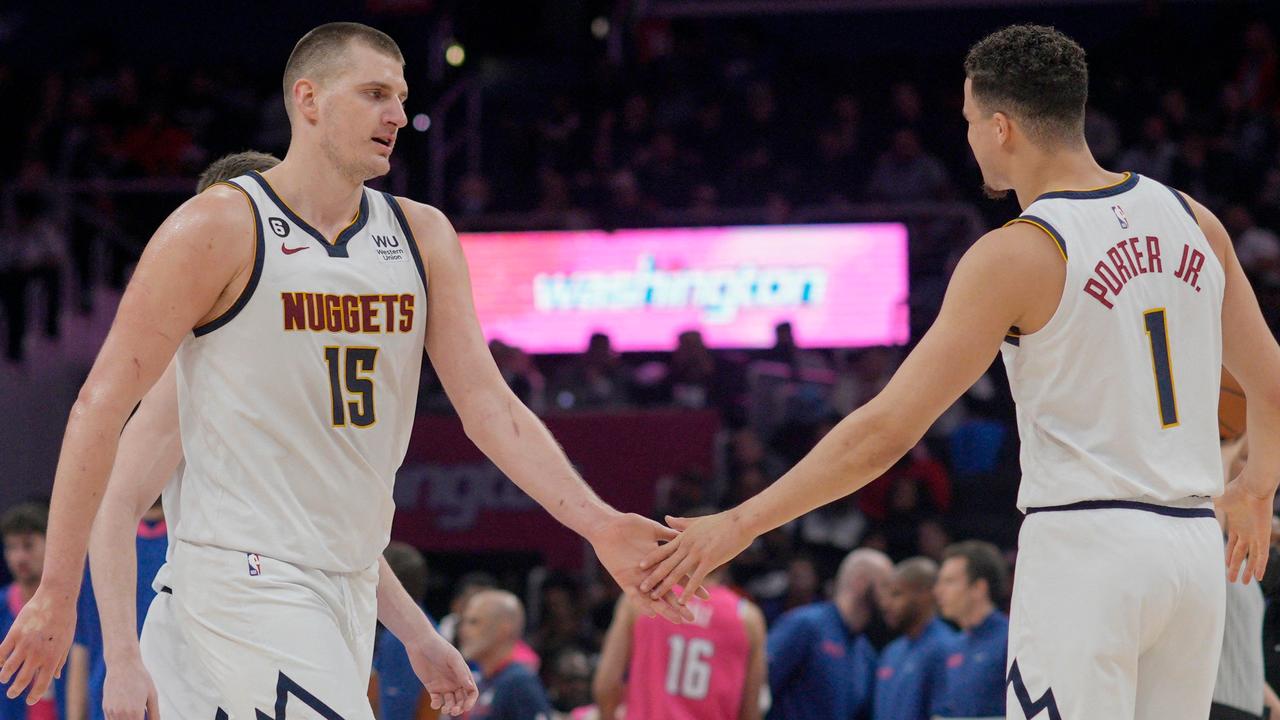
[758,555,823,625]
[766,548,891,720]
[553,333,629,410]
[865,129,952,202]
[669,330,716,408]
[859,444,951,559]
[872,557,955,720]
[531,575,595,661]
[439,572,498,646]
[932,541,1009,719]
[370,542,434,720]
[1225,205,1280,286]
[1118,115,1178,182]
[0,194,67,362]
[0,503,64,719]
[460,590,553,720]
[543,649,594,719]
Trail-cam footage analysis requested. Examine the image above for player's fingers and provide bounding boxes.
[639,541,686,592]
[440,690,456,715]
[6,660,36,700]
[1253,534,1269,581]
[665,515,695,531]
[693,585,712,600]
[1227,532,1246,583]
[639,536,680,573]
[0,631,15,667]
[643,593,686,624]
[650,555,699,602]
[0,642,25,684]
[147,687,161,720]
[54,646,68,680]
[680,563,713,605]
[24,667,53,707]
[429,691,444,709]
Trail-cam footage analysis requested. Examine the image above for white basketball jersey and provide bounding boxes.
[172,172,428,572]
[1000,173,1225,510]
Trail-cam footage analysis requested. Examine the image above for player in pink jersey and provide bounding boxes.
[594,568,766,720]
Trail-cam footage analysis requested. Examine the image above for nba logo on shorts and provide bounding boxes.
[1111,205,1129,229]
[247,553,262,577]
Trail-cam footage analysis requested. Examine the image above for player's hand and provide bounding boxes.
[102,653,160,720]
[1217,473,1277,584]
[0,586,76,705]
[589,513,706,624]
[639,512,754,605]
[405,630,477,716]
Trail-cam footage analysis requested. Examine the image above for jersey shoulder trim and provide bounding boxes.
[1004,215,1068,261]
[1161,183,1196,220]
[193,181,265,337]
[380,192,429,291]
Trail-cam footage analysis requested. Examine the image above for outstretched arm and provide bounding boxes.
[639,224,1046,599]
[400,200,693,622]
[0,186,251,704]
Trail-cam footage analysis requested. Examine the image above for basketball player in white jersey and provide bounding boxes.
[638,24,1280,719]
[0,22,695,719]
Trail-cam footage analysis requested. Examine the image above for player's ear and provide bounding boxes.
[993,112,1012,146]
[293,78,321,124]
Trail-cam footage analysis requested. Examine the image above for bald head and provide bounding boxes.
[836,548,893,591]
[460,589,526,667]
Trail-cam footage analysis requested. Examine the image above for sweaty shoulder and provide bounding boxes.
[158,184,257,263]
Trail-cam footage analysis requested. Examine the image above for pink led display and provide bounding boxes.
[458,223,909,352]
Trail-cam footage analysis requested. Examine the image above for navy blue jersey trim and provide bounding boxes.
[1019,215,1067,259]
[1166,185,1196,220]
[246,171,368,258]
[1035,172,1139,201]
[194,182,265,337]
[1006,659,1062,720]
[380,192,429,292]
[1026,499,1214,518]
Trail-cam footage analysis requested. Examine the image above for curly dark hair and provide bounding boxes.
[964,24,1089,148]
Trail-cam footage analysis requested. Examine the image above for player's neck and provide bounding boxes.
[263,150,366,235]
[1010,146,1121,210]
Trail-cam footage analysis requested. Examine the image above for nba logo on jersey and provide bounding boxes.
[1111,204,1129,228]
[247,553,262,577]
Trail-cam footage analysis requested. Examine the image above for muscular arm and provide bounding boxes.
[89,359,182,669]
[403,202,616,539]
[641,225,1049,596]
[738,600,767,720]
[592,597,636,720]
[0,186,251,701]
[400,200,692,622]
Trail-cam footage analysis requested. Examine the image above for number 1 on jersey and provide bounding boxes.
[324,346,378,427]
[1142,309,1179,428]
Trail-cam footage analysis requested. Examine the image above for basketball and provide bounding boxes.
[1220,368,1247,441]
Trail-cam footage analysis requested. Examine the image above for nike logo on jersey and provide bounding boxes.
[281,243,309,255]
